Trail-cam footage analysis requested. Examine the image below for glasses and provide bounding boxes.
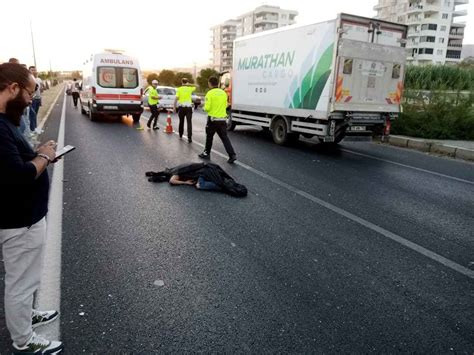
[20,84,38,98]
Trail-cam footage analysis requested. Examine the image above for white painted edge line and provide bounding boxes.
[38,85,64,131]
[138,113,474,280]
[340,148,474,185]
[35,91,66,340]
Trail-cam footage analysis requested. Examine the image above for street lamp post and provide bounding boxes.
[30,20,37,68]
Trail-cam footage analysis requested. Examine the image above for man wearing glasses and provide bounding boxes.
[0,63,64,354]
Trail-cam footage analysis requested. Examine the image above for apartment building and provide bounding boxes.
[374,0,469,65]
[210,5,298,72]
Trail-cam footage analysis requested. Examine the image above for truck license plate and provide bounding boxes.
[350,126,366,131]
[104,105,118,110]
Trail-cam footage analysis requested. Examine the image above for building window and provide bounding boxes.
[425,48,434,54]
[439,37,445,43]
[421,24,437,31]
[420,36,436,42]
[437,49,443,55]
[442,13,449,19]
[281,14,287,20]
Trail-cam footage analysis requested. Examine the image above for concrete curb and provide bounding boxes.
[387,136,474,162]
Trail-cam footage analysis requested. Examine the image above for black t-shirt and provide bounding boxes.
[0,114,49,228]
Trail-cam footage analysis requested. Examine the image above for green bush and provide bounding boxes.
[392,92,474,140]
[405,65,474,91]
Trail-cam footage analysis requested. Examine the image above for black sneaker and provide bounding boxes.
[153,126,159,130]
[32,309,59,329]
[188,138,192,143]
[227,155,237,164]
[13,332,63,354]
[198,152,210,159]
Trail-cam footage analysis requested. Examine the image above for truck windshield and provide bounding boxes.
[98,67,138,89]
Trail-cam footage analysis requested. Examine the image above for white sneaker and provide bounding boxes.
[13,332,63,354]
[32,309,59,328]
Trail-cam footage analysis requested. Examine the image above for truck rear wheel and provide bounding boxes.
[226,114,236,131]
[272,118,298,145]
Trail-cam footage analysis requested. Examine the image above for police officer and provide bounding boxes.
[174,78,196,143]
[147,80,160,130]
[198,76,236,164]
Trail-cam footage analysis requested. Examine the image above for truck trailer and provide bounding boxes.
[223,13,408,144]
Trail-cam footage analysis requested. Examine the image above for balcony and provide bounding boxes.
[407,4,423,13]
[407,16,422,23]
[446,52,462,59]
[422,4,440,14]
[407,30,421,37]
[447,42,463,49]
[255,15,279,23]
[222,29,236,35]
[453,9,468,16]
[454,0,469,4]
[449,30,464,38]
[416,53,435,60]
[221,36,235,43]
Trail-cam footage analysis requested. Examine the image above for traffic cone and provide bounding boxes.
[165,110,173,134]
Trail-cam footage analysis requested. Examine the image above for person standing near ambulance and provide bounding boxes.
[147,80,161,130]
[174,78,196,143]
[198,76,236,164]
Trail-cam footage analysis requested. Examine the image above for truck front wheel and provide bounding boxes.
[272,118,298,145]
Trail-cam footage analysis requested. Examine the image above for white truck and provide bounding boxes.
[223,13,407,144]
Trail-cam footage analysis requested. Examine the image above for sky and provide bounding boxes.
[1,0,472,71]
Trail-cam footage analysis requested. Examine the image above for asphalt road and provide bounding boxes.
[1,93,473,353]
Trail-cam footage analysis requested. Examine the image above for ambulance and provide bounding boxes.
[80,50,144,122]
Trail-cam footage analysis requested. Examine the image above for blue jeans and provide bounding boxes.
[29,98,41,131]
[197,176,220,191]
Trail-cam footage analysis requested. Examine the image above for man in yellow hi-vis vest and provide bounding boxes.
[174,78,196,143]
[198,76,236,164]
[147,80,161,130]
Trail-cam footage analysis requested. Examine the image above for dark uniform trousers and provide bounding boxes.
[204,117,236,158]
[178,106,193,139]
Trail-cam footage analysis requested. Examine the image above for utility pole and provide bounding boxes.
[193,62,197,81]
[30,20,37,68]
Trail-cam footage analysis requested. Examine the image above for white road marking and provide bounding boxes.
[38,86,64,130]
[35,91,66,340]
[340,148,474,185]
[139,114,474,280]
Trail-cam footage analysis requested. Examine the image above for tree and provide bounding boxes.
[157,70,176,86]
[71,71,81,80]
[197,68,219,92]
[174,72,194,87]
[146,73,160,85]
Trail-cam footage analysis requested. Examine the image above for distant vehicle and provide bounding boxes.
[223,13,407,145]
[192,94,202,109]
[143,86,177,111]
[80,49,144,122]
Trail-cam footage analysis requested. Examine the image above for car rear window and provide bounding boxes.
[157,88,176,95]
[97,67,139,89]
